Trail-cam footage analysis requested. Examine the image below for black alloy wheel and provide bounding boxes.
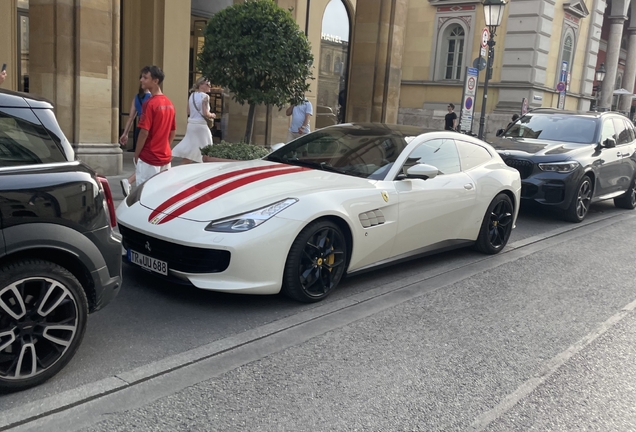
[564,175,593,222]
[0,260,88,392]
[475,193,514,254]
[614,175,636,210]
[282,220,348,303]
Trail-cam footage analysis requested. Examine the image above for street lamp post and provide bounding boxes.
[477,0,507,140]
[594,63,606,111]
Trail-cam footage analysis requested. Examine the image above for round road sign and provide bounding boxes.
[465,97,473,110]
[468,77,476,91]
[473,57,487,71]
[556,81,566,92]
[481,28,490,48]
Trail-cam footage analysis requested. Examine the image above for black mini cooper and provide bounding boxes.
[491,109,636,222]
[0,89,122,391]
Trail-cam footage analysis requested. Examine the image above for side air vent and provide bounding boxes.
[359,209,386,228]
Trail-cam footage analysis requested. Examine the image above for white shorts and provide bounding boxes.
[135,159,171,186]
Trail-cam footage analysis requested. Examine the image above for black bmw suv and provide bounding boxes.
[0,89,121,391]
[491,109,636,222]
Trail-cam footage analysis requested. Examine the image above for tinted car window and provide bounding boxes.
[266,126,412,179]
[504,114,598,144]
[600,119,617,145]
[0,108,67,167]
[613,118,631,145]
[456,140,492,171]
[406,138,460,175]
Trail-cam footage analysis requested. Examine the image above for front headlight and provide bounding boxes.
[538,161,580,173]
[205,198,298,232]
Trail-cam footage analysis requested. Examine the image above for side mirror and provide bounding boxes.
[496,129,505,137]
[405,163,439,180]
[603,138,616,148]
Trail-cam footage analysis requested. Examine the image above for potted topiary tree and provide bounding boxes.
[197,0,313,144]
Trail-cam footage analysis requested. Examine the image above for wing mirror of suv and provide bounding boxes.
[602,138,617,148]
[496,128,505,137]
[405,163,439,180]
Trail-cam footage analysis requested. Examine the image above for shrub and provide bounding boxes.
[200,141,270,161]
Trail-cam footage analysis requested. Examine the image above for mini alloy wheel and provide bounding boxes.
[475,193,514,254]
[0,260,87,392]
[283,220,348,303]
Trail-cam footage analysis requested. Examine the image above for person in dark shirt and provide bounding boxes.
[445,103,458,131]
[507,113,520,129]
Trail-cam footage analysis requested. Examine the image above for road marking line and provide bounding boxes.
[469,298,636,431]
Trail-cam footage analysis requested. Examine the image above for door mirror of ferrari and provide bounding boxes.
[405,163,439,180]
[603,138,616,148]
[269,142,286,152]
[496,128,505,137]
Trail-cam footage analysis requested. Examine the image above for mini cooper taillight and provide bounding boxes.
[97,175,117,228]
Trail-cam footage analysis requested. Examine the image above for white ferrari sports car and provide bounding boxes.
[117,124,521,302]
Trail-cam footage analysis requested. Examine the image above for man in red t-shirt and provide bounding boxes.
[134,65,176,186]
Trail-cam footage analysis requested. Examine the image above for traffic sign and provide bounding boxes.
[481,28,490,48]
[465,97,473,110]
[473,57,487,71]
[467,76,476,91]
[521,98,529,115]
[556,81,565,93]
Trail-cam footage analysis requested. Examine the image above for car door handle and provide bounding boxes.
[464,183,474,190]
[617,152,623,158]
[621,152,631,158]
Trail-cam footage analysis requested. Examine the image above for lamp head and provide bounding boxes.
[483,0,507,32]
[595,63,606,83]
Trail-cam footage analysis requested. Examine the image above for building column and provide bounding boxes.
[619,28,636,113]
[600,16,627,110]
[347,0,408,123]
[120,0,191,145]
[30,0,122,175]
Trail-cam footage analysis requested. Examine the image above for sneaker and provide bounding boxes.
[120,178,131,197]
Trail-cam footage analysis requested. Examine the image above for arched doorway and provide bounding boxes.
[316,0,351,128]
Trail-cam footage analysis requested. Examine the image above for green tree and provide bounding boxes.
[198,0,313,143]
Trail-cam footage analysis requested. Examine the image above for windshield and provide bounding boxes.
[504,114,599,144]
[264,126,414,179]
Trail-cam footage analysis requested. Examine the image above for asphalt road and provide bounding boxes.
[2,200,635,431]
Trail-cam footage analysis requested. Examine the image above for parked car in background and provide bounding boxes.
[117,123,520,303]
[492,109,636,222]
[0,89,122,392]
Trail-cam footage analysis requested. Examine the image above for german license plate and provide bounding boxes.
[128,249,168,276]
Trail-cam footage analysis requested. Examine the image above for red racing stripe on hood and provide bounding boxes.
[148,164,289,221]
[150,166,309,225]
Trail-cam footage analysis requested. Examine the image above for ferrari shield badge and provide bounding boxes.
[381,191,389,203]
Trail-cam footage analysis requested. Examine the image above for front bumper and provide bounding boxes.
[117,202,305,295]
[504,158,582,210]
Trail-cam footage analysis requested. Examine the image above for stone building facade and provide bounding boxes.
[0,0,634,175]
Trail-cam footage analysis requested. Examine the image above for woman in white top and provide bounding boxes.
[172,77,216,164]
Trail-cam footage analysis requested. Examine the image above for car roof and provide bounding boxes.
[525,108,628,119]
[0,89,55,109]
[329,123,440,136]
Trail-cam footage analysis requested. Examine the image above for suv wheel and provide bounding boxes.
[0,260,88,392]
[564,175,593,223]
[613,175,636,210]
